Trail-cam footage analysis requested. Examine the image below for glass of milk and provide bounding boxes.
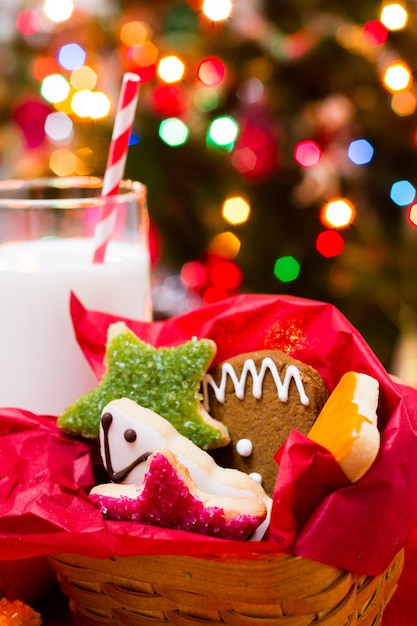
[0,176,151,416]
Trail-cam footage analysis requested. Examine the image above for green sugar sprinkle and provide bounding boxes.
[58,324,223,449]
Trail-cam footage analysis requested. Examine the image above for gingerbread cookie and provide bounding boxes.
[202,350,329,495]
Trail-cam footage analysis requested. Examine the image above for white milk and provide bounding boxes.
[0,237,151,415]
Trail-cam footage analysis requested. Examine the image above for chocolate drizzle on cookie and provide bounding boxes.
[101,411,151,483]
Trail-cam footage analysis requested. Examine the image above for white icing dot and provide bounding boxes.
[249,472,262,484]
[236,438,253,457]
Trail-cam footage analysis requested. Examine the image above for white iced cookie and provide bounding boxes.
[97,397,272,540]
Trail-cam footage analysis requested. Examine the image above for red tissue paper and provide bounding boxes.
[0,292,417,591]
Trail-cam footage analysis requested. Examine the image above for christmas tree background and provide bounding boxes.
[2,0,417,381]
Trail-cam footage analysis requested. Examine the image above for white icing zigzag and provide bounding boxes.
[202,358,310,411]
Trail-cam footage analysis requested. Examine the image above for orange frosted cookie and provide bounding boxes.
[308,371,380,482]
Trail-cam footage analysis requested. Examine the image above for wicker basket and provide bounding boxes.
[48,548,404,626]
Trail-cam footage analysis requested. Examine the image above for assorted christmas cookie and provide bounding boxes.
[58,322,229,449]
[202,349,329,495]
[90,398,270,541]
[308,371,380,483]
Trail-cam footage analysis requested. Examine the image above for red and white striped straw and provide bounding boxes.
[92,72,141,263]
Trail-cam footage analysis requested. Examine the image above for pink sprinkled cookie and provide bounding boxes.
[90,448,267,541]
[90,398,271,540]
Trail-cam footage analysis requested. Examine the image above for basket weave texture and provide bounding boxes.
[48,548,404,626]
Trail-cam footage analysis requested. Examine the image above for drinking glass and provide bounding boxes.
[0,176,151,415]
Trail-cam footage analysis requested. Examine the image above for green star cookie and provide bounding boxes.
[58,322,229,449]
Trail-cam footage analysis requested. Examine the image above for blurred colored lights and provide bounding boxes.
[316,230,344,257]
[49,148,78,176]
[274,256,300,283]
[408,203,417,227]
[197,57,226,86]
[362,20,388,45]
[70,66,98,91]
[43,0,74,23]
[390,180,416,206]
[120,21,148,47]
[33,56,60,82]
[180,261,206,290]
[194,87,221,112]
[380,3,408,31]
[16,10,42,36]
[41,74,70,104]
[294,140,321,167]
[208,259,242,289]
[152,85,184,118]
[202,0,233,21]
[71,90,111,119]
[207,115,239,150]
[44,111,73,142]
[130,42,158,67]
[222,196,250,225]
[383,63,411,92]
[58,43,86,71]
[209,232,241,258]
[321,198,355,228]
[158,118,189,146]
[347,139,374,165]
[391,91,416,116]
[157,55,185,83]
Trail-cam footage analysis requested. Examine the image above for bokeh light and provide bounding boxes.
[58,43,86,71]
[70,66,98,91]
[391,91,416,116]
[222,196,250,225]
[294,140,321,167]
[127,42,157,83]
[390,180,416,206]
[44,111,73,142]
[380,3,409,31]
[194,87,221,112]
[320,198,356,228]
[231,123,278,180]
[408,203,417,228]
[207,115,239,150]
[33,56,61,82]
[274,256,300,283]
[347,138,374,165]
[180,260,206,290]
[157,55,185,83]
[41,74,70,104]
[152,85,184,117]
[16,9,42,36]
[202,0,233,21]
[158,118,189,146]
[129,42,158,67]
[43,0,74,23]
[71,90,111,119]
[362,20,388,45]
[316,230,344,257]
[208,258,242,290]
[197,57,226,86]
[49,148,78,176]
[120,21,148,47]
[208,231,241,258]
[383,62,411,92]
